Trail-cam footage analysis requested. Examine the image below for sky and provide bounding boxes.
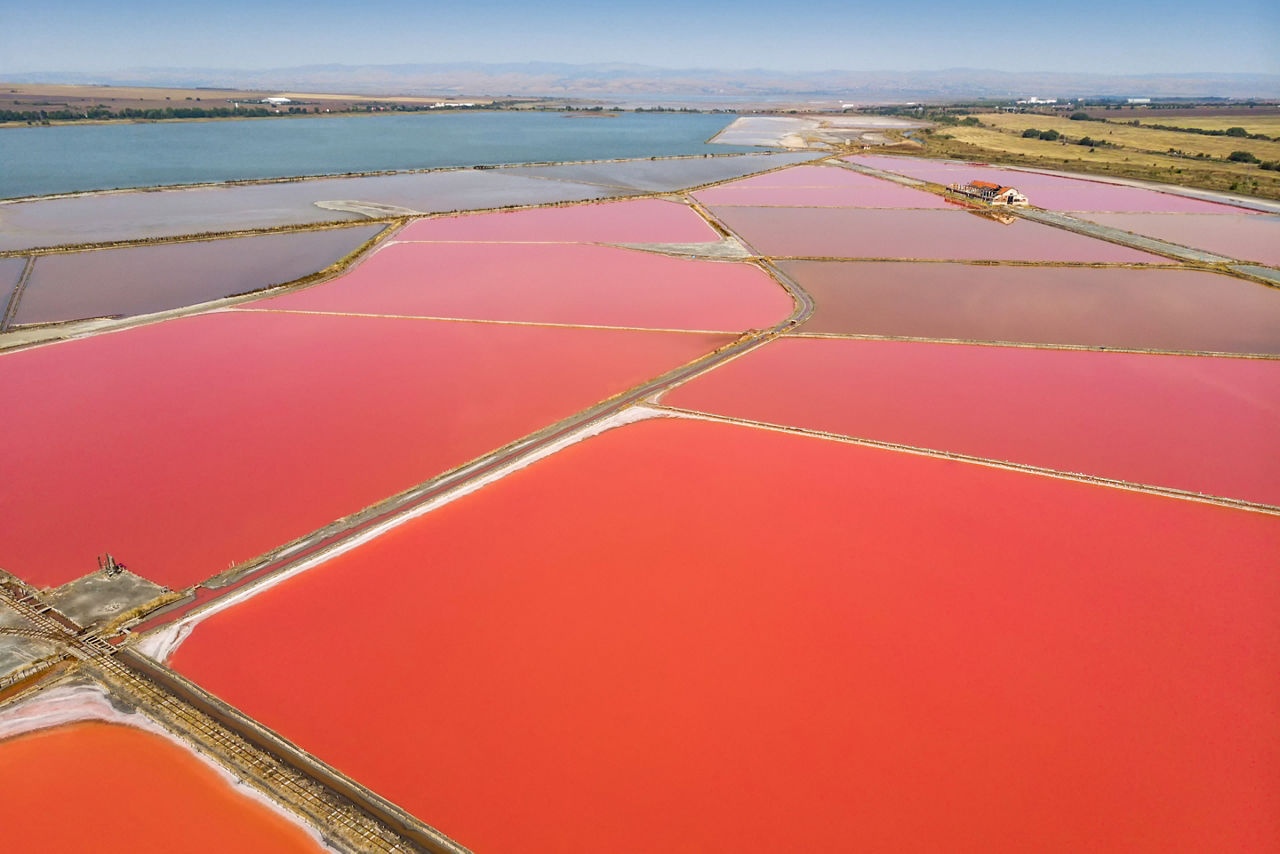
[1,0,1277,76]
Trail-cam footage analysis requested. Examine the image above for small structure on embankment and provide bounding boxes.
[947,180,1029,206]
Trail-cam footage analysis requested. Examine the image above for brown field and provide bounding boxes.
[914,125,1280,199]
[1079,106,1280,119]
[1127,115,1280,136]
[973,113,1280,161]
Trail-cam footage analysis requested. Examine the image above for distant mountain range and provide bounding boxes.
[7,63,1279,101]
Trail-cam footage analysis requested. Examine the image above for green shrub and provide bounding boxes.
[1228,150,1260,163]
[1225,126,1248,137]
[1021,128,1042,138]
[1069,112,1091,121]
[1040,129,1060,141]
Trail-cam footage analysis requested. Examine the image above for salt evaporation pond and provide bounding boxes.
[664,337,1280,504]
[169,416,1280,853]
[1081,213,1280,266]
[0,257,24,292]
[708,207,1169,261]
[0,170,620,252]
[693,164,950,207]
[846,155,1258,213]
[13,225,383,325]
[395,197,718,244]
[262,242,792,332]
[0,153,813,252]
[788,261,1280,354]
[501,151,816,191]
[0,310,728,588]
[0,722,325,852]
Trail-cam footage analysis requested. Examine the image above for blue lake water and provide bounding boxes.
[0,112,761,199]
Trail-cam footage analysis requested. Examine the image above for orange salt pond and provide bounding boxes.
[707,207,1169,261]
[169,417,1280,853]
[0,722,324,853]
[788,261,1280,354]
[259,242,793,331]
[664,337,1280,505]
[0,311,729,589]
[396,197,718,244]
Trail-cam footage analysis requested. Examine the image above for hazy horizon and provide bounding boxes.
[2,0,1276,77]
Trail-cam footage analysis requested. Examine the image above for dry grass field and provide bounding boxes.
[974,112,1280,161]
[1128,115,1280,136]
[912,124,1280,199]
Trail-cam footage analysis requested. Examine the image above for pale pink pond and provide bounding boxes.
[1081,213,1280,266]
[703,165,869,189]
[846,155,1258,213]
[789,262,1280,354]
[665,337,1280,505]
[709,207,1168,261]
[259,242,793,331]
[694,165,949,208]
[396,198,718,244]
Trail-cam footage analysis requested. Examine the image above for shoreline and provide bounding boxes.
[0,107,519,130]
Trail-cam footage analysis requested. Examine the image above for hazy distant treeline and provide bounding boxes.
[0,106,277,122]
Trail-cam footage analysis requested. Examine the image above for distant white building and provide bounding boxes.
[262,97,293,106]
[1126,97,1151,104]
[1016,97,1057,105]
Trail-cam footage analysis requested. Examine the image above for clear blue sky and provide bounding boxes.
[1,0,1276,75]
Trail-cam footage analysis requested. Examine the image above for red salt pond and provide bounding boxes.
[708,206,1168,262]
[1082,212,1280,266]
[259,242,793,331]
[693,165,950,208]
[0,722,323,853]
[0,311,728,589]
[788,261,1280,354]
[846,154,1258,213]
[169,417,1280,853]
[665,337,1280,505]
[395,197,717,244]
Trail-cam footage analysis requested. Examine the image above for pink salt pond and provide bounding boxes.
[395,197,718,244]
[846,155,1259,213]
[1081,213,1280,266]
[664,337,1280,505]
[708,207,1169,262]
[693,165,949,208]
[788,261,1280,354]
[257,241,794,332]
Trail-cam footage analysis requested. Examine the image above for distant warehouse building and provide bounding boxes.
[947,180,1029,206]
